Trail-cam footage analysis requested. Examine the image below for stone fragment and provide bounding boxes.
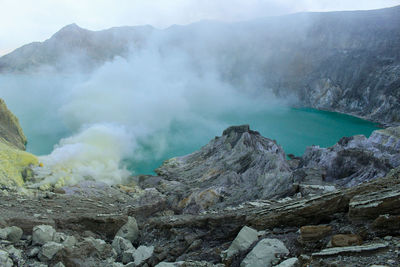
[62,235,77,248]
[115,216,139,243]
[53,232,67,243]
[29,262,48,267]
[83,237,110,254]
[275,258,299,267]
[300,225,332,242]
[54,262,66,267]
[349,187,400,220]
[331,234,362,247]
[112,236,134,256]
[372,214,400,233]
[222,226,258,259]
[133,245,154,266]
[0,226,23,243]
[28,247,40,258]
[312,242,388,257]
[155,261,224,267]
[38,241,64,261]
[32,225,56,245]
[122,248,136,264]
[240,238,289,267]
[0,250,13,267]
[6,245,22,261]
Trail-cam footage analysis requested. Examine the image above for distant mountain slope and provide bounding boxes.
[0,23,154,72]
[1,6,399,125]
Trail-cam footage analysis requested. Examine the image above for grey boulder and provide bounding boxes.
[38,241,64,262]
[222,225,259,259]
[115,216,139,243]
[240,238,289,267]
[32,225,56,245]
[0,226,23,243]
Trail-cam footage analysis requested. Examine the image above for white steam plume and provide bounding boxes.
[1,34,281,186]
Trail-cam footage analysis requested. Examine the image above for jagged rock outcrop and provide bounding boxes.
[154,125,293,212]
[297,126,400,187]
[0,99,38,187]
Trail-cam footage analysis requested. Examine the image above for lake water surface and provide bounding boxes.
[126,107,380,174]
[25,107,380,175]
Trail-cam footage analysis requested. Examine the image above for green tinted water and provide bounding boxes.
[24,107,380,175]
[128,107,380,174]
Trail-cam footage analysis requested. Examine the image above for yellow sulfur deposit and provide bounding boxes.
[0,141,39,187]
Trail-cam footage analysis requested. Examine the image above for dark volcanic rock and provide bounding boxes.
[155,125,293,212]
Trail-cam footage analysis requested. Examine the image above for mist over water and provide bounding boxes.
[0,40,284,185]
[0,33,379,185]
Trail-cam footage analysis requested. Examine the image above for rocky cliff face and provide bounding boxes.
[0,99,27,150]
[1,6,399,125]
[298,126,400,188]
[0,99,38,187]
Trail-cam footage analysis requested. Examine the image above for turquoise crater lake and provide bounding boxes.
[24,107,380,175]
[127,107,380,175]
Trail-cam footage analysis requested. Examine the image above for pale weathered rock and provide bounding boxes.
[0,250,13,267]
[115,216,139,243]
[53,232,67,243]
[300,126,400,188]
[62,235,77,248]
[300,225,332,242]
[132,245,154,266]
[240,238,289,267]
[29,262,49,267]
[32,225,56,245]
[112,236,134,256]
[275,258,299,267]
[155,261,224,267]
[28,247,40,258]
[54,262,65,267]
[0,226,23,243]
[6,245,23,261]
[38,241,64,261]
[222,225,258,259]
[312,242,389,257]
[331,234,362,247]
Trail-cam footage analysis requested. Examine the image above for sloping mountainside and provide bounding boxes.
[1,6,400,124]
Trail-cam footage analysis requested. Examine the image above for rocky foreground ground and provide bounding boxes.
[1,98,400,266]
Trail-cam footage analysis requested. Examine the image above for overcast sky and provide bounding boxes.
[1,0,400,56]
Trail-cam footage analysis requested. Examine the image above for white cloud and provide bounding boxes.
[0,0,399,55]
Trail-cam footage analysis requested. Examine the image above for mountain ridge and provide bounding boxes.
[1,5,399,125]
